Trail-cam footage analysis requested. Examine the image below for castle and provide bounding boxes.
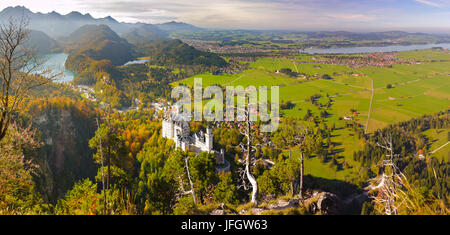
[162,105,225,165]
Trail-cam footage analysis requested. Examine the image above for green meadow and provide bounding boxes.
[174,49,449,132]
[422,129,450,161]
[173,69,299,88]
[172,48,450,181]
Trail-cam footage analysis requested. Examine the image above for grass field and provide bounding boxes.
[173,69,300,88]
[172,48,450,182]
[397,49,450,61]
[422,129,450,161]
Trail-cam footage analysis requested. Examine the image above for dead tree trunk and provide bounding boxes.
[185,156,196,204]
[178,156,197,204]
[107,146,111,190]
[299,151,304,199]
[245,122,258,205]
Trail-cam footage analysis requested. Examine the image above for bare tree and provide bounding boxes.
[367,132,402,215]
[366,132,450,214]
[0,17,58,142]
[233,106,269,205]
[237,112,258,204]
[178,156,196,204]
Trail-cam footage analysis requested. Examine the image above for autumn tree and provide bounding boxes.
[55,178,131,215]
[136,137,177,215]
[89,123,128,190]
[0,123,47,214]
[214,171,238,205]
[164,151,197,205]
[273,118,308,198]
[189,152,218,204]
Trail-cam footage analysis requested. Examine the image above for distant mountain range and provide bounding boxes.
[156,21,203,33]
[122,24,168,45]
[0,6,203,39]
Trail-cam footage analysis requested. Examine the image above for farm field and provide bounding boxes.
[173,48,450,181]
[173,69,299,87]
[175,49,450,131]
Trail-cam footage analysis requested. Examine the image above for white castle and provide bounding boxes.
[162,104,225,165]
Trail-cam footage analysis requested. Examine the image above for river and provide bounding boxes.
[299,43,450,54]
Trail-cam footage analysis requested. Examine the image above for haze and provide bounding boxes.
[1,0,449,33]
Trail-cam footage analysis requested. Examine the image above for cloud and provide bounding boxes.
[0,0,449,32]
[414,0,450,8]
[415,0,442,7]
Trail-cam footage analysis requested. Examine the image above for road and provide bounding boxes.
[365,77,374,134]
[431,141,450,154]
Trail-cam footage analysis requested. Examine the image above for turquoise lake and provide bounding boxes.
[39,53,76,83]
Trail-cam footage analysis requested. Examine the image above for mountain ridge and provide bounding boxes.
[0,6,203,39]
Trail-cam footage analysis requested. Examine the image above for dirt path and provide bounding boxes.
[293,61,299,73]
[365,77,374,134]
[431,141,450,154]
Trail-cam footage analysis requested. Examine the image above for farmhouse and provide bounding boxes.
[343,116,352,120]
[417,149,425,160]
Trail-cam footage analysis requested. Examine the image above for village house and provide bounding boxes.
[343,116,352,121]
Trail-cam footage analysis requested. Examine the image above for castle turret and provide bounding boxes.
[162,118,174,139]
[205,126,213,152]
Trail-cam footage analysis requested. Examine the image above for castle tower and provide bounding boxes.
[162,119,174,139]
[205,126,213,152]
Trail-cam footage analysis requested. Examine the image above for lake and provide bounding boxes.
[37,54,149,83]
[38,53,76,83]
[299,43,450,54]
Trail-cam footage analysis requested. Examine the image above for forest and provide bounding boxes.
[0,7,449,216]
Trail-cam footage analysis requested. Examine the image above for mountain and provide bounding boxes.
[155,21,204,32]
[0,6,136,39]
[0,6,202,39]
[64,24,134,84]
[122,24,168,45]
[141,39,227,67]
[26,30,61,53]
[63,24,130,51]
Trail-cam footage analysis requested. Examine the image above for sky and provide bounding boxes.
[0,0,450,32]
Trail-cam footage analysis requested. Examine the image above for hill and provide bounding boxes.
[141,39,227,67]
[64,24,135,68]
[26,30,61,54]
[64,25,134,85]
